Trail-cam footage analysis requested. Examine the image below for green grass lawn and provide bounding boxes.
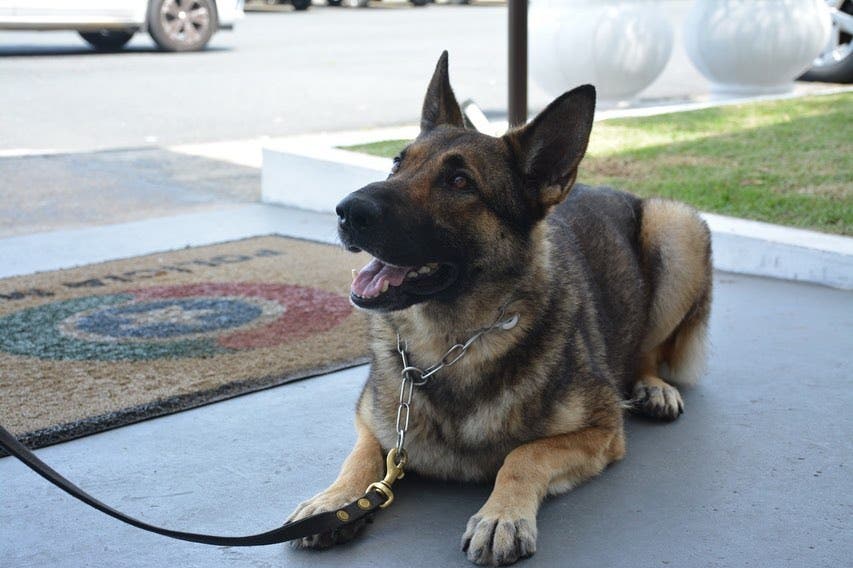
[342,93,853,235]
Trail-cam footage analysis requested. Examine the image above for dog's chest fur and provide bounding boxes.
[369,354,540,481]
[359,295,594,481]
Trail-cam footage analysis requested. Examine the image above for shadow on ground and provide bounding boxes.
[0,44,231,57]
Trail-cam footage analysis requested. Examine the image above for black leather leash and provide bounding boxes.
[0,424,390,546]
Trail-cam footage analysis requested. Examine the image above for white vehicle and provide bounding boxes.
[0,0,244,52]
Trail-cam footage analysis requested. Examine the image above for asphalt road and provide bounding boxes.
[0,2,704,154]
[0,4,515,153]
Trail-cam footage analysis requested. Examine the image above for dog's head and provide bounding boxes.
[338,51,595,312]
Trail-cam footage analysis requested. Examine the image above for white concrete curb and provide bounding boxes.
[260,139,852,290]
[262,138,395,212]
[702,214,852,290]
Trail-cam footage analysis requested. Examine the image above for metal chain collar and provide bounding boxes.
[392,305,520,463]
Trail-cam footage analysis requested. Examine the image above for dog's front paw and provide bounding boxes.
[286,488,367,549]
[461,511,537,566]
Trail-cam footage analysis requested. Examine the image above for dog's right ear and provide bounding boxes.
[503,85,596,217]
[421,51,465,132]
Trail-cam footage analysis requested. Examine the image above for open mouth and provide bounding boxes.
[350,257,458,310]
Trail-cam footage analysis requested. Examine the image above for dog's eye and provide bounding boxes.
[450,174,469,191]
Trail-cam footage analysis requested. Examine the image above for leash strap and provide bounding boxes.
[0,424,386,546]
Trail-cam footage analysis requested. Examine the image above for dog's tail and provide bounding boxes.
[639,198,713,386]
[660,285,711,386]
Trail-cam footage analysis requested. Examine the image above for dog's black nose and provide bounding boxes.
[336,194,381,232]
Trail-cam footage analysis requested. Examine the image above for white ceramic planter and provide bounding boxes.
[530,0,674,101]
[684,0,832,95]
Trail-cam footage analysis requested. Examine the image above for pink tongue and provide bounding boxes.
[352,258,413,298]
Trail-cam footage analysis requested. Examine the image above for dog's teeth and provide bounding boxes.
[427,263,438,270]
[381,281,389,293]
[418,265,431,274]
[407,271,418,279]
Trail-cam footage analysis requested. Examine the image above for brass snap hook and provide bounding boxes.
[366,448,407,508]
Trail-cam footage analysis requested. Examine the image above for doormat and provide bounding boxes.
[0,235,369,452]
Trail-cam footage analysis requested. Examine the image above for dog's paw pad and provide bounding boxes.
[461,514,537,566]
[632,379,684,421]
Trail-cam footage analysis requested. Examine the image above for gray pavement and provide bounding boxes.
[1,203,851,568]
[0,5,514,152]
[0,148,259,237]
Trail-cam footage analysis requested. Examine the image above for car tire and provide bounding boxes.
[800,0,853,83]
[79,30,135,51]
[291,0,312,9]
[327,0,343,5]
[801,52,853,83]
[148,0,216,52]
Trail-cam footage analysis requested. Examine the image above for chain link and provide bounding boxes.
[392,304,519,462]
[393,356,415,461]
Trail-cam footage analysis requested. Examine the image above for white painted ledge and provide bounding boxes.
[261,145,852,290]
[262,141,392,213]
[702,213,852,290]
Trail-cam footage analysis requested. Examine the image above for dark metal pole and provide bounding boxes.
[508,0,528,127]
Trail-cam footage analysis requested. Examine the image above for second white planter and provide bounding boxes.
[684,0,832,95]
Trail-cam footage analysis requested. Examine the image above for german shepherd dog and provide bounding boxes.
[288,52,712,566]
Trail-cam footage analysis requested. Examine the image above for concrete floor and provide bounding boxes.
[1,204,851,568]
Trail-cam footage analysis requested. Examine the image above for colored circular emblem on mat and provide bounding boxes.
[0,283,352,361]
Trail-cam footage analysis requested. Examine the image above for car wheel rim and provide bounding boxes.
[813,26,853,67]
[813,0,853,68]
[160,0,210,46]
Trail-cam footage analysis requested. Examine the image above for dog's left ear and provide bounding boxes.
[504,85,596,215]
[421,51,466,132]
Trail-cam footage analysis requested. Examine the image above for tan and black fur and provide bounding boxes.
[287,52,712,566]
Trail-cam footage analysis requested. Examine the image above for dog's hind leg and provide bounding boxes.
[634,198,713,420]
[633,347,685,420]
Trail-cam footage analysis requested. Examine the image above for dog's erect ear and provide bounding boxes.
[421,51,465,132]
[504,85,596,214]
